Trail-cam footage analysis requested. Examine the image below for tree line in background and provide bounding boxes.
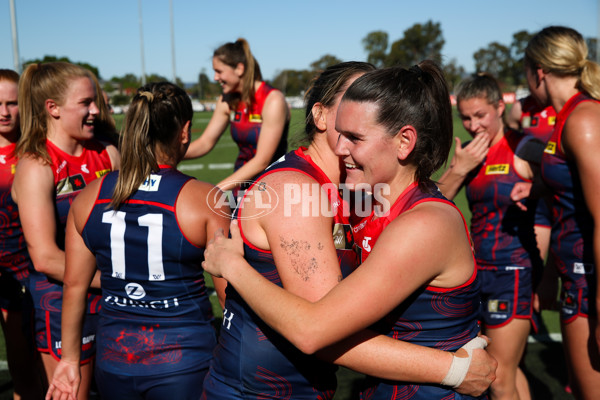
[23,20,597,106]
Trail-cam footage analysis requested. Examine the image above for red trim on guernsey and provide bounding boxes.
[82,175,108,230]
[95,198,175,212]
[424,198,479,293]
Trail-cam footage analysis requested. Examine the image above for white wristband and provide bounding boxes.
[440,336,488,388]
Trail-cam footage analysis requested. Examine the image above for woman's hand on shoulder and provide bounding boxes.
[203,219,244,280]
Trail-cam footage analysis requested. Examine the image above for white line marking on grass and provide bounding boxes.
[528,333,562,343]
[209,163,234,170]
[178,164,205,171]
[178,163,234,171]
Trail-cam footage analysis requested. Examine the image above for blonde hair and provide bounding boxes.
[16,62,113,162]
[525,26,600,100]
[214,38,263,108]
[110,82,192,209]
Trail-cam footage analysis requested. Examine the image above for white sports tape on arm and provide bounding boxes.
[440,336,488,388]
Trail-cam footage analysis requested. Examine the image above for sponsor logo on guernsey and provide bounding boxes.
[544,141,556,154]
[332,223,353,250]
[125,283,146,299]
[57,174,87,195]
[352,218,368,233]
[56,160,68,175]
[102,281,181,309]
[139,174,162,191]
[105,295,180,309]
[0,155,5,164]
[230,111,242,122]
[81,164,89,173]
[548,116,556,126]
[95,169,110,178]
[488,299,509,313]
[485,164,509,175]
[362,236,372,253]
[573,262,594,274]
[249,113,262,123]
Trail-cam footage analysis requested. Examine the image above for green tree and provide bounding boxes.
[22,55,101,79]
[586,37,597,62]
[362,31,388,67]
[386,20,444,67]
[443,58,466,92]
[473,42,512,82]
[110,73,141,96]
[309,55,343,72]
[509,30,534,86]
[272,69,314,96]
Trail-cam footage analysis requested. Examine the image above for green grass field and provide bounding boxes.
[0,107,574,399]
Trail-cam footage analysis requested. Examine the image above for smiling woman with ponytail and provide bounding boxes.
[12,61,119,400]
[184,38,290,196]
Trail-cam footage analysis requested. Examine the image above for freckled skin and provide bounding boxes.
[279,236,321,281]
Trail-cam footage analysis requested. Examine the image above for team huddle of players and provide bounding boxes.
[0,26,598,400]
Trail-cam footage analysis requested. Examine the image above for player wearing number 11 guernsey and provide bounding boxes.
[47,82,230,400]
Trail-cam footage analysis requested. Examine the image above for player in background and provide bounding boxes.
[12,62,120,400]
[202,62,496,399]
[506,94,555,262]
[0,69,46,399]
[437,73,543,400]
[46,81,229,400]
[522,26,600,400]
[185,38,289,196]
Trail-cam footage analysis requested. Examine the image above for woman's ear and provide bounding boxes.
[497,99,506,116]
[397,125,417,161]
[181,120,191,144]
[311,103,327,131]
[235,62,245,77]
[45,99,60,118]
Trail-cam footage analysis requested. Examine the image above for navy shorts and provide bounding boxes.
[34,309,98,363]
[478,266,537,330]
[96,365,208,400]
[556,259,596,323]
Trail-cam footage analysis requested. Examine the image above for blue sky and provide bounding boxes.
[1,0,597,84]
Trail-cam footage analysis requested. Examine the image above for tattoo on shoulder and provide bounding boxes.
[279,235,320,281]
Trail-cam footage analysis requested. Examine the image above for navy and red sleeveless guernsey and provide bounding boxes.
[81,167,217,378]
[519,96,556,142]
[28,139,111,315]
[465,129,539,270]
[352,182,482,400]
[229,82,289,171]
[202,147,357,399]
[0,143,31,284]
[541,92,599,323]
[518,96,555,230]
[28,138,112,361]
